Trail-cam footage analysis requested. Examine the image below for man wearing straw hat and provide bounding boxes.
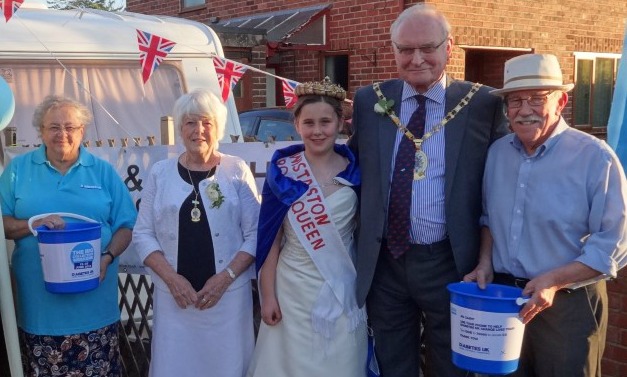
[465,53,627,376]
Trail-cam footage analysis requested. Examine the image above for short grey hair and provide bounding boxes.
[32,95,92,132]
[172,89,227,143]
[390,4,451,40]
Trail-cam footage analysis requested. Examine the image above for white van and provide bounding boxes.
[0,4,242,151]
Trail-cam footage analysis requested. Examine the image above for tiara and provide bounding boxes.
[295,76,346,101]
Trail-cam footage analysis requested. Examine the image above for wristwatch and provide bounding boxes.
[102,250,116,262]
[225,266,236,279]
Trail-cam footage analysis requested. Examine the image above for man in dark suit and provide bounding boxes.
[348,4,508,377]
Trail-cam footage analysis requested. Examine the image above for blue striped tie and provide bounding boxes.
[387,95,426,258]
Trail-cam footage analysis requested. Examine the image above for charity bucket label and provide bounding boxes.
[450,303,525,362]
[40,240,101,283]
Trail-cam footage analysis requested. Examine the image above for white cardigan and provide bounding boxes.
[132,152,260,292]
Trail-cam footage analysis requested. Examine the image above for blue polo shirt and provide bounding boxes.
[0,145,136,335]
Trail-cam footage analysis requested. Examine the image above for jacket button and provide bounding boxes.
[214,233,219,237]
[218,259,224,264]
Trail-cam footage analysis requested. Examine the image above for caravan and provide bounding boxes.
[0,3,242,150]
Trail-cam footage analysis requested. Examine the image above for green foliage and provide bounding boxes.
[46,0,124,12]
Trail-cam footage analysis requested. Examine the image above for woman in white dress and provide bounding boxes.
[133,89,260,377]
[248,78,367,377]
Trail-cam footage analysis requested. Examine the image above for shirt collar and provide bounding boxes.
[32,145,95,167]
[401,74,447,105]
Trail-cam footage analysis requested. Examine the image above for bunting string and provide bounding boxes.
[5,5,352,126]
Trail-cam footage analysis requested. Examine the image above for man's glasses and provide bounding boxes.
[43,124,84,134]
[392,35,449,57]
[505,92,556,109]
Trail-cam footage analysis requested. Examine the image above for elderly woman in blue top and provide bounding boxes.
[132,89,260,377]
[0,95,136,377]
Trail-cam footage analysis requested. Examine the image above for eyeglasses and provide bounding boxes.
[505,92,556,109]
[43,124,84,134]
[392,35,449,57]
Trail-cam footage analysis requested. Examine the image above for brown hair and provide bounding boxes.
[292,95,344,123]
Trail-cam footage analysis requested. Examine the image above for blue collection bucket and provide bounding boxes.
[447,282,527,375]
[28,213,102,294]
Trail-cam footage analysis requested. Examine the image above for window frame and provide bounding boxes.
[573,52,621,129]
[180,0,205,12]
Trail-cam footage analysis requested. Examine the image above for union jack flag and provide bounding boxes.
[281,79,299,108]
[213,56,248,102]
[1,0,24,22]
[136,29,176,84]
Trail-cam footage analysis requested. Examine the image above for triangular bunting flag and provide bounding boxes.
[136,29,176,84]
[281,79,299,108]
[213,56,248,102]
[1,0,24,22]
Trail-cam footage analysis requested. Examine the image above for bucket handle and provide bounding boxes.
[28,212,99,237]
[515,297,530,306]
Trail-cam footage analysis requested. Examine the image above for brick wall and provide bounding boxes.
[126,0,627,374]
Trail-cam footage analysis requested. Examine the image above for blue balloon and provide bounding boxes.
[0,76,15,131]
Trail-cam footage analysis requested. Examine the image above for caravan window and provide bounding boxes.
[0,61,184,147]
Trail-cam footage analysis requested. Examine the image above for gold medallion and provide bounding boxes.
[413,150,428,180]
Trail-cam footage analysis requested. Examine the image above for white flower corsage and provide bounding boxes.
[374,98,395,115]
[206,182,225,209]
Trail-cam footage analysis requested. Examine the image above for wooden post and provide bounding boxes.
[160,116,175,145]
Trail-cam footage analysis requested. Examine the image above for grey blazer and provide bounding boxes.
[349,77,509,306]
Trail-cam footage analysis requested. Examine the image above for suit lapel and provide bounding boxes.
[444,79,470,201]
[378,80,404,200]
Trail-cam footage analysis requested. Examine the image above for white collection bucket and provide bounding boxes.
[447,282,527,375]
[28,213,102,294]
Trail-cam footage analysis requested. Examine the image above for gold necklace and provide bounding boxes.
[373,82,482,180]
[185,155,214,223]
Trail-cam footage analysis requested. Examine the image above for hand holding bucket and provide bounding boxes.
[28,213,102,294]
[447,282,528,375]
[28,212,98,236]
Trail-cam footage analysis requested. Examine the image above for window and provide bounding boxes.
[182,0,204,9]
[257,119,300,142]
[574,53,621,127]
[0,62,184,146]
[323,54,349,92]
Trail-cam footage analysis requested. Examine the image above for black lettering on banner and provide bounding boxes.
[124,165,143,192]
[124,164,143,210]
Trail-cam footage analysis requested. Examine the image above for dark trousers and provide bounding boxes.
[498,281,607,377]
[367,240,471,377]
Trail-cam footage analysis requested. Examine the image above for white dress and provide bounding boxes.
[247,187,368,377]
[149,281,255,377]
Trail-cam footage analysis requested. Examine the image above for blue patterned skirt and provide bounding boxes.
[20,322,121,377]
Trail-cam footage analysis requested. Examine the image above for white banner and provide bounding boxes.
[5,141,302,274]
